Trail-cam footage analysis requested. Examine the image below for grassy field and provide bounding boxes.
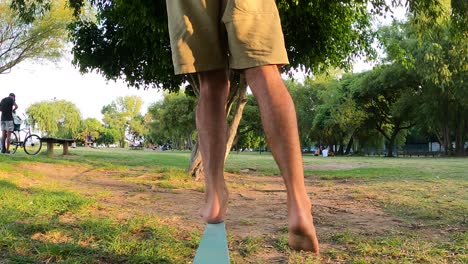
[0,148,466,263]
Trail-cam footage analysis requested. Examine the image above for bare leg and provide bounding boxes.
[1,131,6,153]
[5,131,11,152]
[197,69,230,224]
[245,65,319,253]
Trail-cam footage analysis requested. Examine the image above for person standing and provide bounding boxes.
[165,0,319,252]
[0,93,18,154]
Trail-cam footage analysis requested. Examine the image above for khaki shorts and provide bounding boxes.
[166,0,289,75]
[1,121,14,132]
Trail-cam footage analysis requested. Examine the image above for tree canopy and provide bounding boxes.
[26,99,82,138]
[0,0,73,74]
[146,92,197,149]
[101,95,145,147]
[378,0,467,155]
[40,0,446,91]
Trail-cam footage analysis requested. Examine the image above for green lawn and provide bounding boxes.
[0,148,466,263]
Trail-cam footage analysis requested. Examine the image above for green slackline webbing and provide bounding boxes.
[193,223,230,264]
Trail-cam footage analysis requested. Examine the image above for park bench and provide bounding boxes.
[398,151,438,157]
[129,143,144,150]
[365,151,385,156]
[40,137,75,157]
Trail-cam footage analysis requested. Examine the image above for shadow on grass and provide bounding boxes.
[0,180,196,263]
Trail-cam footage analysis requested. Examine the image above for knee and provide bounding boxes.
[245,65,280,82]
[199,70,229,98]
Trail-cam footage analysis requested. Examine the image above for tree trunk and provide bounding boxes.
[387,140,395,157]
[338,140,344,155]
[443,126,451,155]
[188,142,204,181]
[187,133,193,150]
[454,115,465,156]
[387,130,399,158]
[345,136,354,154]
[224,76,247,161]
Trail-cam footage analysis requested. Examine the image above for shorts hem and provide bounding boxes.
[1,120,14,132]
[175,64,227,75]
[230,59,289,70]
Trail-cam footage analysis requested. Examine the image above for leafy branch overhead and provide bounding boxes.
[0,0,73,74]
[9,0,451,91]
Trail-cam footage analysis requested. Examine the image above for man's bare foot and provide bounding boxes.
[288,199,320,253]
[200,185,229,224]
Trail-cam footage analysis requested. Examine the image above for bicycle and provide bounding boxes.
[6,115,42,155]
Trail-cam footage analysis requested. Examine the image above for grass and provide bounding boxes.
[0,148,467,263]
[321,230,467,264]
[0,180,197,263]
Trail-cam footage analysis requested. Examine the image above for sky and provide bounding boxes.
[0,58,163,120]
[0,3,405,122]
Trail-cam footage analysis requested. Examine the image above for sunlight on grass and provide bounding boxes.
[323,230,467,263]
[0,179,199,262]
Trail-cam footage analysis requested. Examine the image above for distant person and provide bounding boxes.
[86,132,93,147]
[165,0,319,252]
[322,147,329,157]
[0,93,18,154]
[314,147,321,156]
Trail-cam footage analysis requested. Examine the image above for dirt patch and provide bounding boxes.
[16,162,406,261]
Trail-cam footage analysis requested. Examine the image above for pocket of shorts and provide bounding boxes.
[232,0,276,14]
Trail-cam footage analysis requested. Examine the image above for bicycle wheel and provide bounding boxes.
[9,132,19,154]
[24,134,42,155]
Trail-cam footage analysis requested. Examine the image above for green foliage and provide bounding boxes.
[377,5,468,155]
[277,0,374,73]
[288,80,320,148]
[0,0,73,73]
[26,99,82,138]
[287,60,427,156]
[146,92,196,149]
[75,117,104,142]
[68,0,182,90]
[101,95,145,147]
[235,95,265,150]
[62,0,441,88]
[95,128,120,146]
[352,64,422,156]
[312,77,368,152]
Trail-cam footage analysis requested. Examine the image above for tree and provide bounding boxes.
[26,99,82,138]
[146,92,197,149]
[95,128,120,146]
[288,80,320,149]
[310,76,368,155]
[0,0,72,74]
[235,95,265,151]
[101,95,144,147]
[353,64,422,157]
[412,1,467,155]
[378,1,467,155]
[75,117,103,143]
